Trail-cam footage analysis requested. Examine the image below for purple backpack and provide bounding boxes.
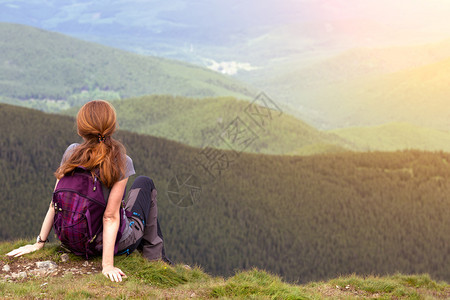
[52,167,127,258]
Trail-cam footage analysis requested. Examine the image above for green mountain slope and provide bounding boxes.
[1,104,449,284]
[332,122,450,152]
[0,22,252,111]
[64,95,352,155]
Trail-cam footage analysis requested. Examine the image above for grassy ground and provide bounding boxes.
[1,241,449,299]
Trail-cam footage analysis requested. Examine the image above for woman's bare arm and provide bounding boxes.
[101,177,128,282]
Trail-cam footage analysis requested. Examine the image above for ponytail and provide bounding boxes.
[54,100,126,188]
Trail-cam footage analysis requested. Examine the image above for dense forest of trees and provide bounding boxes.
[0,104,449,284]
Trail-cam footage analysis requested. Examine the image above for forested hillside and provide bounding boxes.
[63,95,352,155]
[1,104,449,284]
[0,23,252,111]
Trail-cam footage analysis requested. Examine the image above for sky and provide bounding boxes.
[2,0,450,47]
[310,0,450,43]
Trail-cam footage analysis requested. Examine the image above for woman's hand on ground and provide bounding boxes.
[6,243,44,257]
[102,265,126,282]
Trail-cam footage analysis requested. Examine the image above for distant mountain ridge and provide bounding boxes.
[63,95,450,154]
[272,39,450,88]
[246,40,450,130]
[0,22,253,111]
[3,1,450,132]
[63,95,353,155]
[3,21,450,154]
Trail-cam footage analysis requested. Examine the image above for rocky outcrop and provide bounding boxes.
[1,254,100,282]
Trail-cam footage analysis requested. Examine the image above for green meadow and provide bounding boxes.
[1,241,448,299]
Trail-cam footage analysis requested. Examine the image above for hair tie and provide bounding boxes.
[98,134,106,143]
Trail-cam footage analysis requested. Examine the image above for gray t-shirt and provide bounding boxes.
[59,143,136,243]
[61,143,135,183]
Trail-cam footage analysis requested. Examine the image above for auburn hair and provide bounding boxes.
[55,100,126,188]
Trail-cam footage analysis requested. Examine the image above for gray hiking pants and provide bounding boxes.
[117,176,166,261]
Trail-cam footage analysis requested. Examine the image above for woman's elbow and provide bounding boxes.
[103,211,119,223]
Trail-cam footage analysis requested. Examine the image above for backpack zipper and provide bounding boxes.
[89,234,97,243]
[54,189,106,207]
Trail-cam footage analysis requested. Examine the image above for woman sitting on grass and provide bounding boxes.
[7,100,169,282]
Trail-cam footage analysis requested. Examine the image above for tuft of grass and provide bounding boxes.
[115,252,209,288]
[65,290,94,299]
[117,253,187,287]
[210,268,310,299]
[328,273,449,299]
[392,273,443,290]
